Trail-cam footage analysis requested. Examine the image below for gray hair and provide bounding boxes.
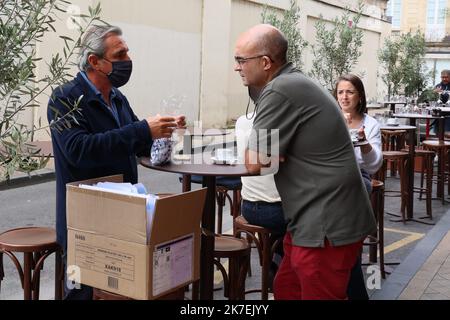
[78,25,122,71]
[441,70,450,76]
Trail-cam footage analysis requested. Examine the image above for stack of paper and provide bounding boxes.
[78,182,157,240]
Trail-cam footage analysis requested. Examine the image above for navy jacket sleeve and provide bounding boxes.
[48,86,152,169]
[121,94,152,158]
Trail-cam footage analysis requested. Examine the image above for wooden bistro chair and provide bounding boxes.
[234,215,283,300]
[379,150,409,223]
[423,140,450,204]
[0,227,63,300]
[212,234,251,300]
[362,180,386,278]
[381,129,407,177]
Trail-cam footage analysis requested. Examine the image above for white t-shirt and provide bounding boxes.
[235,115,281,202]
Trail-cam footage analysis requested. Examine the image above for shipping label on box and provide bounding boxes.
[73,233,136,288]
[152,234,194,296]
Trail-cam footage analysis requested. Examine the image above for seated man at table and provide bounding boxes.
[235,113,286,288]
[47,25,185,299]
[434,69,450,100]
[432,70,450,132]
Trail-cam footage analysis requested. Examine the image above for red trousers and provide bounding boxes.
[273,233,363,300]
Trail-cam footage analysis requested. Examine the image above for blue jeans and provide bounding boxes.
[241,200,286,237]
[242,200,286,287]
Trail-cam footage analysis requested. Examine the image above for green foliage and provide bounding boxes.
[0,0,103,181]
[378,37,402,98]
[378,31,429,99]
[418,88,439,103]
[309,2,364,92]
[401,32,429,97]
[261,0,307,70]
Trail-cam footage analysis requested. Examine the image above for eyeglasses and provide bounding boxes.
[234,55,273,66]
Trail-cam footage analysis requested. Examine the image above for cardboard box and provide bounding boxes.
[66,175,206,300]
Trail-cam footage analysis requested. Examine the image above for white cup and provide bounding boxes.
[349,129,359,141]
[215,148,233,160]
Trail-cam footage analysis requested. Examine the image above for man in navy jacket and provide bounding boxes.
[47,25,184,299]
[433,70,450,131]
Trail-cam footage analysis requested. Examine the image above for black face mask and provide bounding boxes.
[103,59,133,88]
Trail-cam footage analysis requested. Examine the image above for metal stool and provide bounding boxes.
[402,147,435,220]
[423,140,450,204]
[0,227,63,300]
[213,234,250,300]
[234,215,283,300]
[380,150,409,222]
[416,149,435,218]
[381,129,407,177]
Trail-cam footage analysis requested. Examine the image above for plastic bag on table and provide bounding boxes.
[150,138,173,165]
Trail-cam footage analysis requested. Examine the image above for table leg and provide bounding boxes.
[199,175,216,300]
[437,147,445,202]
[389,103,395,113]
[180,174,199,298]
[55,249,63,300]
[438,117,445,142]
[182,174,191,192]
[0,251,3,292]
[23,252,32,300]
[407,129,415,219]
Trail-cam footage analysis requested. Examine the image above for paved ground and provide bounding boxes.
[400,231,450,300]
[1,164,449,300]
[372,205,450,300]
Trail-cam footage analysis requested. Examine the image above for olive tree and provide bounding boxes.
[0,0,103,181]
[309,2,364,92]
[261,0,308,70]
[378,31,429,99]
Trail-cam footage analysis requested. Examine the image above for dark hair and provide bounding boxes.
[333,74,367,115]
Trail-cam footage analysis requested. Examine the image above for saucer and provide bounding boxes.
[386,122,399,126]
[173,154,191,161]
[211,156,237,165]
